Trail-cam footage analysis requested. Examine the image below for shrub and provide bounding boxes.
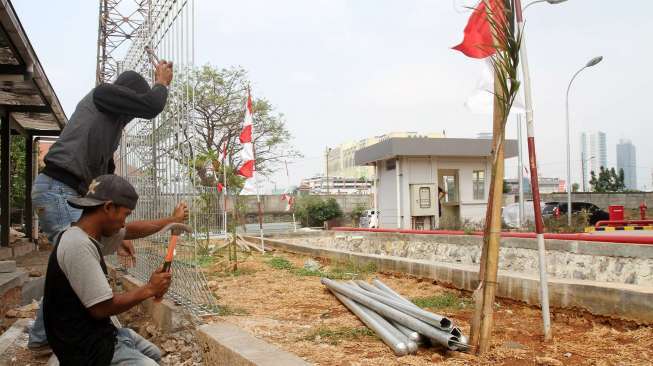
[295,196,343,227]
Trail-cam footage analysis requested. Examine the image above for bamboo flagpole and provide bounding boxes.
[453,0,521,353]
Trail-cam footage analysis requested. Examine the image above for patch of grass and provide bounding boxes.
[213,268,257,277]
[266,256,294,270]
[292,261,377,280]
[302,327,376,345]
[218,305,249,316]
[411,292,472,310]
[196,255,215,267]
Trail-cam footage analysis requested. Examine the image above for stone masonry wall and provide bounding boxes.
[273,232,653,287]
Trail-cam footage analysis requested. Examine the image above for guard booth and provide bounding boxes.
[0,1,67,247]
[355,137,517,230]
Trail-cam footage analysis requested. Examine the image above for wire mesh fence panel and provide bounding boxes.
[108,0,222,316]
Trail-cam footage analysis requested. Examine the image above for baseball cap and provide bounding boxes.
[67,175,139,210]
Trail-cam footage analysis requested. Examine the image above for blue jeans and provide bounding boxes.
[32,174,82,242]
[28,174,82,347]
[112,328,162,365]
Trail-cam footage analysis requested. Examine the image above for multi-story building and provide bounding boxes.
[616,139,637,190]
[325,131,444,180]
[299,176,372,195]
[580,131,607,191]
[504,177,564,195]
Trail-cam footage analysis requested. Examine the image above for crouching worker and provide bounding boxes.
[43,175,172,365]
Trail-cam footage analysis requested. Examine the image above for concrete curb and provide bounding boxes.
[107,266,310,365]
[244,236,653,324]
[196,322,310,366]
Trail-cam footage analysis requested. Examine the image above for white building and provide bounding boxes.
[326,131,444,180]
[299,176,372,195]
[616,139,637,190]
[355,137,518,229]
[580,131,607,191]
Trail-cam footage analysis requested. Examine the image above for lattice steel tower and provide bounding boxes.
[96,0,149,84]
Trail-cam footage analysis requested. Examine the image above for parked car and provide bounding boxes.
[359,209,379,228]
[542,201,609,225]
[501,201,545,228]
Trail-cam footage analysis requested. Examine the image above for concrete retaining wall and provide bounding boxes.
[267,231,653,287]
[245,235,653,324]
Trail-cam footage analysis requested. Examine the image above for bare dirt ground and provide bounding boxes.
[202,249,653,366]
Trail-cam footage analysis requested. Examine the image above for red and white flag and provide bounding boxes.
[238,90,255,178]
[281,194,295,212]
[452,0,505,59]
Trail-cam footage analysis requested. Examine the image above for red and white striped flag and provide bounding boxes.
[281,194,295,212]
[238,90,255,178]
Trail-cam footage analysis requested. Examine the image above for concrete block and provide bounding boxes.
[0,318,30,357]
[0,247,11,260]
[197,322,310,366]
[11,242,35,258]
[117,273,183,333]
[21,276,45,305]
[0,269,27,296]
[0,260,16,273]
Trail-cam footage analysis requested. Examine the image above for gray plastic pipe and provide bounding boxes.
[321,278,458,348]
[345,281,452,331]
[371,278,415,306]
[328,289,408,356]
[346,282,418,354]
[373,279,469,350]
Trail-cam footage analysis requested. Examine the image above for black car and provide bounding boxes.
[542,201,609,225]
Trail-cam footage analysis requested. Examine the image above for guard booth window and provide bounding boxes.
[473,170,485,200]
[419,187,431,208]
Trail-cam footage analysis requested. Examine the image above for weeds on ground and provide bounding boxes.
[217,304,249,316]
[212,267,257,277]
[266,255,377,280]
[411,292,472,310]
[266,256,294,270]
[302,326,376,345]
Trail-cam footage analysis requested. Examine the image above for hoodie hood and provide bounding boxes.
[114,71,151,94]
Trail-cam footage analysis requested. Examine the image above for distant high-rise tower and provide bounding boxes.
[580,131,607,191]
[617,139,637,190]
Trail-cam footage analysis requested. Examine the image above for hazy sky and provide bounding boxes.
[15,0,653,191]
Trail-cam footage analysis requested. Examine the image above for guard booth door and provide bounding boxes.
[438,169,460,226]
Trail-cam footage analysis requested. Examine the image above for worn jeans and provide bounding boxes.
[32,174,82,242]
[28,174,82,348]
[112,328,162,365]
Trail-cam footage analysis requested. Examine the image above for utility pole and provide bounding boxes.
[96,0,149,84]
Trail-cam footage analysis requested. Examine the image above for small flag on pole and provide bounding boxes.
[238,90,255,179]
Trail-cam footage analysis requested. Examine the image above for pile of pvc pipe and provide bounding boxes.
[321,277,469,356]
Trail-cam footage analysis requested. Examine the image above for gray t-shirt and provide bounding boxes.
[56,226,126,308]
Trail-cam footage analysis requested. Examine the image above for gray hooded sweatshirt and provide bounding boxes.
[43,71,168,194]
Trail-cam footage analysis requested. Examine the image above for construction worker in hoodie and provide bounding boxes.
[28,61,181,353]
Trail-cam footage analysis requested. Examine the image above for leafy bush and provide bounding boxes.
[295,196,343,227]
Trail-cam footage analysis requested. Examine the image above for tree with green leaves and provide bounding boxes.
[167,65,300,192]
[294,196,343,227]
[589,166,625,192]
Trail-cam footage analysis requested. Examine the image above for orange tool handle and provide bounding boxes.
[162,235,178,272]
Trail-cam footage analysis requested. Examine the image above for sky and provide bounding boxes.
[14,0,653,191]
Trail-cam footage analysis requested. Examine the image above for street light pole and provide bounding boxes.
[566,56,603,225]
